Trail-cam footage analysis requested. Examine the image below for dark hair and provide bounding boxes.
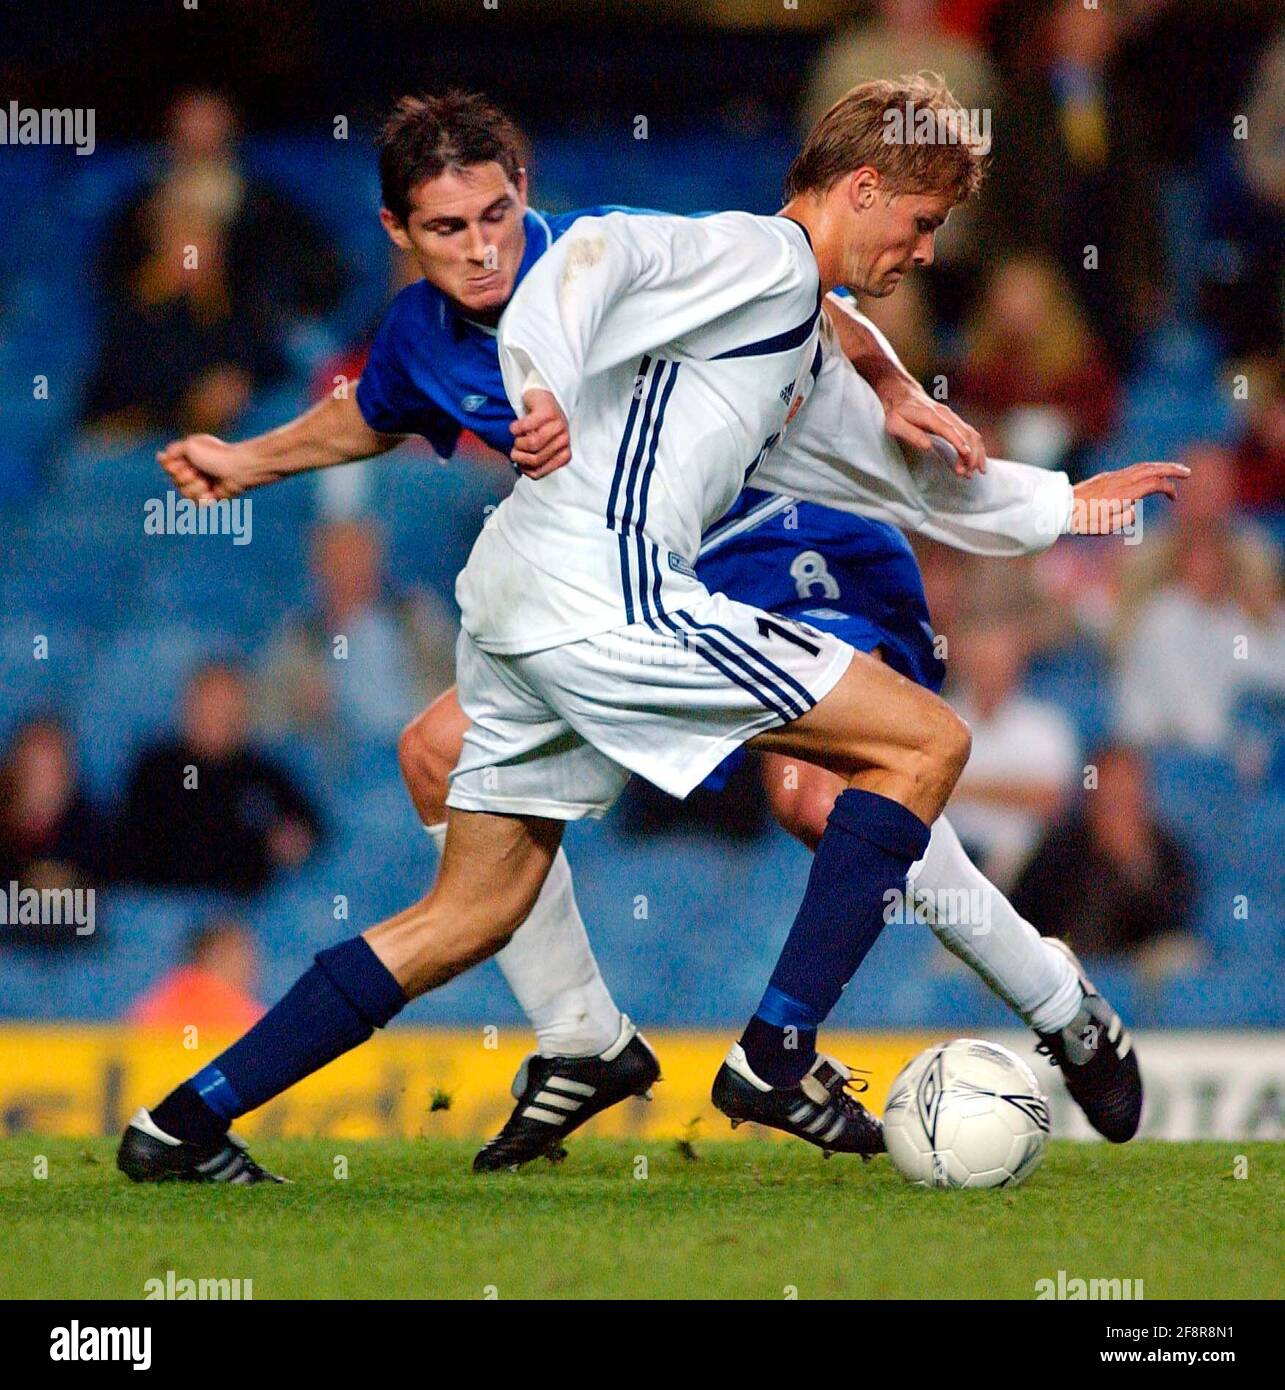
[376,89,529,225]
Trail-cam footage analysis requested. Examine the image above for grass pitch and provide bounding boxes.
[1,1138,1278,1300]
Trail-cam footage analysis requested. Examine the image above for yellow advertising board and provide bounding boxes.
[0,1024,935,1140]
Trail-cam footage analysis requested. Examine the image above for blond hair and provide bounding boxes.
[785,72,987,204]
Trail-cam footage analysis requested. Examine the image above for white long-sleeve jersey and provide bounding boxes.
[756,302,1075,555]
[457,210,1072,655]
[458,211,825,653]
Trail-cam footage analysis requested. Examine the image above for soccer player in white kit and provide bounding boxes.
[119,78,1179,1183]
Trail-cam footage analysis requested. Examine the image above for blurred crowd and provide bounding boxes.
[83,90,346,439]
[1,515,458,897]
[1,0,1283,1018]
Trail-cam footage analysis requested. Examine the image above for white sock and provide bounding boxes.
[425,824,623,1057]
[909,816,1082,1034]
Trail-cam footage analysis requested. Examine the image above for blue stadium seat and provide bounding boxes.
[1147,746,1244,862]
[1230,690,1285,790]
[72,625,220,802]
[1115,323,1237,460]
[0,946,86,1019]
[370,445,511,606]
[534,132,797,217]
[1159,967,1283,1028]
[0,625,91,746]
[0,148,55,282]
[0,888,230,1021]
[242,135,391,342]
[1025,635,1111,749]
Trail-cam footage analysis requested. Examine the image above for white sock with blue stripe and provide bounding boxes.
[425,825,622,1057]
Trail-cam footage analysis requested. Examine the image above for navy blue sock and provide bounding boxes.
[740,789,930,1087]
[151,936,406,1142]
[149,1081,229,1150]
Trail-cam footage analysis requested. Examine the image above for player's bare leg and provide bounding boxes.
[120,682,656,1187]
[758,750,843,852]
[364,808,564,996]
[748,645,971,819]
[397,690,659,1170]
[119,808,557,1183]
[119,786,656,1184]
[397,687,471,828]
[117,808,563,1184]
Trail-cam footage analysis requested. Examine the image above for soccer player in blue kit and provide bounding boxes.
[130,86,1173,1183]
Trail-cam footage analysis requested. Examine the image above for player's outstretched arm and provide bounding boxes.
[1067,461,1190,534]
[157,388,405,503]
[756,330,1191,556]
[822,294,986,478]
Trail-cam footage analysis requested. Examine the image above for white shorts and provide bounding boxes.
[447,589,854,820]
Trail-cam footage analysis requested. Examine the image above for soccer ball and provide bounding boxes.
[883,1038,1050,1189]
